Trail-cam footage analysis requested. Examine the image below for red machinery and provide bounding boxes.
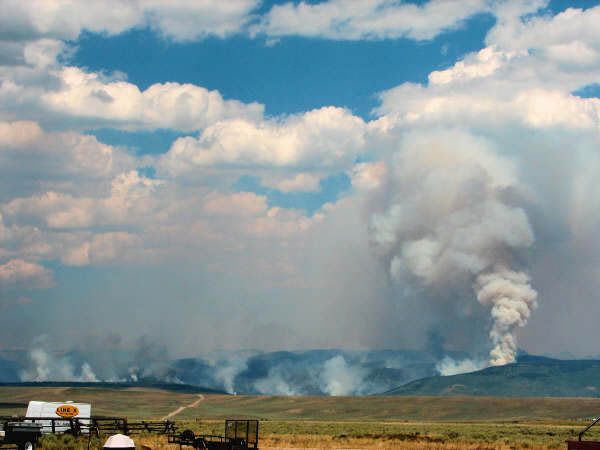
[568,417,600,449]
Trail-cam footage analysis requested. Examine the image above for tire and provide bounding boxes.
[19,441,35,450]
[181,429,195,441]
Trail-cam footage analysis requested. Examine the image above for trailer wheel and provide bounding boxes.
[19,441,35,450]
[182,429,195,440]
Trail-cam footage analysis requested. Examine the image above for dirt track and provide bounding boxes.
[161,394,204,420]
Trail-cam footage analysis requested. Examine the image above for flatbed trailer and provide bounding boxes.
[0,421,42,450]
[169,419,258,450]
[0,416,176,437]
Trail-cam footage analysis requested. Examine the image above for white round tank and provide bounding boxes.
[103,434,136,449]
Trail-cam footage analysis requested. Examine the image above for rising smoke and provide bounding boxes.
[369,130,538,366]
[173,350,441,395]
[18,335,181,384]
[475,268,538,366]
[20,337,99,382]
[14,344,445,395]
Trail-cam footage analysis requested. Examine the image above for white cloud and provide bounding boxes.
[350,161,386,191]
[254,0,545,41]
[42,67,264,131]
[0,258,53,288]
[486,5,600,55]
[3,170,163,230]
[0,120,43,147]
[3,0,600,360]
[159,106,366,174]
[427,47,525,86]
[0,6,264,134]
[374,4,600,133]
[203,192,268,217]
[0,0,259,43]
[143,0,260,41]
[514,89,600,129]
[0,121,136,200]
[262,173,322,193]
[0,65,264,132]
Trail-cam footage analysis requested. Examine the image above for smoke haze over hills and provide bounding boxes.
[2,0,600,376]
[3,347,454,395]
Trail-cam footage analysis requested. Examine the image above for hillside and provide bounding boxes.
[3,386,600,421]
[385,355,600,397]
[0,385,203,418]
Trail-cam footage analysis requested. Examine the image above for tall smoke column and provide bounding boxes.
[369,129,537,365]
[476,268,538,365]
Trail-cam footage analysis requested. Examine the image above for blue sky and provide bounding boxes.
[75,6,496,212]
[3,0,600,368]
[73,0,600,214]
[74,17,493,121]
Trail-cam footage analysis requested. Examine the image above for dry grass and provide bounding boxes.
[1,387,596,449]
[34,422,588,450]
[127,432,569,450]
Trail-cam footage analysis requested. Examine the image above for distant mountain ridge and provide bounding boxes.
[6,349,600,397]
[0,381,223,394]
[384,355,600,397]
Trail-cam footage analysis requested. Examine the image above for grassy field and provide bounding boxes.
[0,386,199,418]
[176,394,600,422]
[1,386,600,449]
[33,420,600,450]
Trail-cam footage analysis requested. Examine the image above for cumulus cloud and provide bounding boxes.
[350,161,386,191]
[0,0,259,43]
[159,107,366,174]
[3,171,163,230]
[0,120,42,147]
[375,5,600,131]
[0,65,264,132]
[0,121,136,201]
[0,258,53,289]
[0,117,333,275]
[253,0,538,41]
[41,67,264,131]
[203,192,268,217]
[251,0,545,40]
[3,0,600,365]
[262,173,322,193]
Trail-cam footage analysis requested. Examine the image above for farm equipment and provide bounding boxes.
[0,399,177,448]
[0,416,176,437]
[91,418,177,436]
[169,419,259,450]
[0,420,42,450]
[567,417,600,449]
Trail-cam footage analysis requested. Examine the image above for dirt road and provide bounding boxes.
[161,394,205,420]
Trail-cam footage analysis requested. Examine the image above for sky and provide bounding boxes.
[2,0,600,364]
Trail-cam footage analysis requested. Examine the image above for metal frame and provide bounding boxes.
[169,419,259,450]
[567,417,600,450]
[0,416,176,437]
[0,421,42,449]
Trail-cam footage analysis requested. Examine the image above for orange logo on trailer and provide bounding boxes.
[55,404,79,418]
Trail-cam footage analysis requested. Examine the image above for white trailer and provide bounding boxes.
[25,401,91,434]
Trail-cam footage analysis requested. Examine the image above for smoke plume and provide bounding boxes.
[20,338,99,382]
[370,130,538,365]
[475,268,538,365]
[435,356,485,376]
